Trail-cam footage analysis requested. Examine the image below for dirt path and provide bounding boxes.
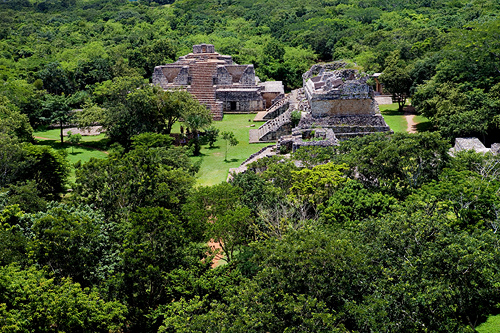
[405,114,417,133]
[207,239,224,268]
[403,105,417,133]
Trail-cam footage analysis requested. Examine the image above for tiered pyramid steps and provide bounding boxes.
[187,61,223,120]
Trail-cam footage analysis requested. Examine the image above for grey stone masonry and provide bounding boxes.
[452,137,500,155]
[262,96,290,120]
[303,62,377,117]
[153,44,283,119]
[278,128,338,153]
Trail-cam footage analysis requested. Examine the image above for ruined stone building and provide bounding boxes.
[232,62,393,177]
[249,62,391,144]
[152,44,284,120]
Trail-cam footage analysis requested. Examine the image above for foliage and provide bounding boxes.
[290,109,301,127]
[221,130,238,161]
[66,130,82,153]
[0,135,69,200]
[74,140,196,219]
[42,93,72,143]
[27,203,118,286]
[334,132,450,197]
[320,180,397,227]
[0,96,33,142]
[2,0,500,330]
[203,126,219,148]
[380,50,413,112]
[184,183,254,263]
[0,264,126,332]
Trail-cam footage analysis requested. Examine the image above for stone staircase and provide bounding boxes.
[253,108,292,142]
[188,61,223,120]
[227,145,276,180]
[262,95,290,120]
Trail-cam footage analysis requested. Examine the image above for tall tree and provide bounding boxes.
[380,50,413,112]
[42,94,72,143]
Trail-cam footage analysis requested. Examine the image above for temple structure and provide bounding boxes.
[249,62,392,143]
[152,44,284,120]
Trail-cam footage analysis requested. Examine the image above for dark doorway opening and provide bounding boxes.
[230,101,237,111]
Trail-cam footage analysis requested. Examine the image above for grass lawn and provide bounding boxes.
[189,114,269,186]
[477,314,500,333]
[34,128,109,182]
[34,128,107,142]
[34,116,271,186]
[379,103,432,133]
[379,103,407,133]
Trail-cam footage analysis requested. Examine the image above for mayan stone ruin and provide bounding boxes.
[153,44,284,120]
[249,62,392,144]
[451,137,500,155]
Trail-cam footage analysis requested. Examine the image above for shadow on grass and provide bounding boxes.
[207,145,221,150]
[191,152,208,157]
[36,140,104,154]
[415,121,435,132]
[80,138,111,151]
[381,109,404,116]
[224,158,239,163]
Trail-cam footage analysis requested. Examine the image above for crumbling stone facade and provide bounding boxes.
[153,44,284,120]
[302,63,378,117]
[251,62,391,143]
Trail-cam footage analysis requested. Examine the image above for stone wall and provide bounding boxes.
[152,67,168,89]
[193,44,215,53]
[216,89,264,112]
[215,66,232,85]
[310,98,375,117]
[173,67,190,85]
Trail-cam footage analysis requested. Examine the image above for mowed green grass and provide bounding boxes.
[379,103,431,133]
[379,103,408,133]
[34,128,107,142]
[34,116,271,186]
[34,129,108,182]
[190,114,269,186]
[477,314,500,333]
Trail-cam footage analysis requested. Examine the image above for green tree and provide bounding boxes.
[0,264,126,332]
[203,126,219,148]
[118,207,195,331]
[185,183,254,263]
[42,94,72,143]
[0,96,33,142]
[0,136,69,200]
[66,130,82,153]
[37,62,74,95]
[184,105,212,156]
[28,204,114,286]
[334,132,450,197]
[74,139,196,219]
[221,131,238,161]
[380,50,413,112]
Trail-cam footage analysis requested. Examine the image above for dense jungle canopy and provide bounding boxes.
[1,0,500,332]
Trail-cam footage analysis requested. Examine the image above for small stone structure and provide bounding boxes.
[153,44,284,120]
[451,137,499,155]
[278,128,338,153]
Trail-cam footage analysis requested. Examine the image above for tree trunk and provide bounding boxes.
[60,120,64,143]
